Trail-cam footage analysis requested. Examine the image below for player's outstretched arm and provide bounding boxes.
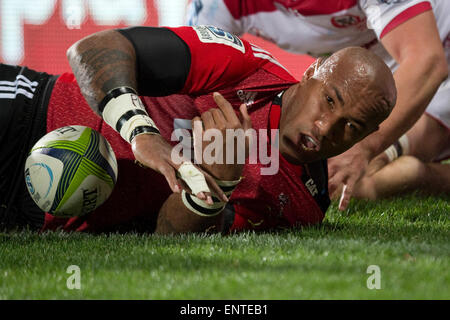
[328,11,448,210]
[66,28,226,204]
[67,29,137,114]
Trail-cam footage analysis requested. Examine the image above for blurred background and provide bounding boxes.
[0,0,313,78]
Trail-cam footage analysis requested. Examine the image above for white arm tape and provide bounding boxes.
[177,162,210,195]
[181,177,242,217]
[384,145,398,162]
[181,190,226,217]
[398,134,410,155]
[384,134,409,162]
[102,92,159,142]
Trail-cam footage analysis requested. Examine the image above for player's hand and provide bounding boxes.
[131,133,228,204]
[192,92,252,181]
[366,152,390,177]
[328,143,371,211]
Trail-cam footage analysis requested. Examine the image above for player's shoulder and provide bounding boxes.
[166,25,297,93]
[168,25,292,72]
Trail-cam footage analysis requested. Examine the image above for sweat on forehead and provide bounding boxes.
[314,47,377,80]
[313,47,397,114]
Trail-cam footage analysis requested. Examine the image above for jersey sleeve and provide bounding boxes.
[167,26,271,95]
[186,0,244,35]
[117,27,191,96]
[360,0,432,39]
[119,26,290,97]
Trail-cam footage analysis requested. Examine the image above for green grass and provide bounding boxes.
[0,194,449,300]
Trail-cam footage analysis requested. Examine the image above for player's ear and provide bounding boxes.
[302,57,326,82]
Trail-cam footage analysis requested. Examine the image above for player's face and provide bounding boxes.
[279,77,383,164]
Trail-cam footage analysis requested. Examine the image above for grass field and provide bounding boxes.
[0,194,449,300]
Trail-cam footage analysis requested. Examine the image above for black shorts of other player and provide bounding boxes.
[0,63,58,231]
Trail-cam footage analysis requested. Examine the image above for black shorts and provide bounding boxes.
[0,64,58,231]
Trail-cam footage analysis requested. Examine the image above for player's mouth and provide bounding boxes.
[298,133,320,152]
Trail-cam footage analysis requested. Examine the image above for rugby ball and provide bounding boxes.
[24,125,118,217]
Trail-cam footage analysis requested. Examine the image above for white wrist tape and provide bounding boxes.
[102,92,159,143]
[398,134,410,155]
[177,162,210,195]
[384,134,410,162]
[384,145,398,162]
[181,178,242,217]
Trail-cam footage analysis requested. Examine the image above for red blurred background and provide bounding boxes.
[0,0,314,78]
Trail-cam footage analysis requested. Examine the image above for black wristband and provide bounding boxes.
[393,140,404,157]
[129,125,160,142]
[98,86,137,114]
[115,109,148,133]
[184,192,225,216]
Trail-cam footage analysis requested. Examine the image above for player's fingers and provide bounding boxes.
[203,171,229,203]
[199,191,213,205]
[159,164,181,194]
[191,117,204,162]
[327,161,339,180]
[192,116,202,128]
[176,179,212,205]
[338,180,355,211]
[177,161,211,200]
[239,103,252,131]
[329,183,343,200]
[201,110,215,130]
[178,178,192,194]
[328,168,350,199]
[328,178,339,195]
[213,92,239,123]
[210,108,227,128]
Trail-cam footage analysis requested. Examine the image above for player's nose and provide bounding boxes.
[314,113,344,146]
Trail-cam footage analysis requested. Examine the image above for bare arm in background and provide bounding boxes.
[328,11,448,210]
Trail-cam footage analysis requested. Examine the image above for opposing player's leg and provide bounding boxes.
[354,156,450,199]
[366,75,450,177]
[366,113,450,176]
[405,113,450,162]
[352,97,450,199]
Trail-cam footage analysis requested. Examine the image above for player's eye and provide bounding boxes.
[346,120,357,131]
[325,95,334,109]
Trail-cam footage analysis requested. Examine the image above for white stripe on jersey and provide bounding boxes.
[250,44,272,56]
[0,74,37,99]
[0,82,37,93]
[0,89,34,99]
[252,52,289,72]
[0,80,37,92]
[250,44,290,71]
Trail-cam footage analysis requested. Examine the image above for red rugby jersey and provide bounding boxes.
[42,26,328,232]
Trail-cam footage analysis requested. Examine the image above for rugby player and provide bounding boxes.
[188,0,450,206]
[0,26,395,234]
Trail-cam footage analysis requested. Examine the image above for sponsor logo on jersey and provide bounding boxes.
[377,0,408,4]
[331,14,364,28]
[193,25,245,53]
[305,178,319,197]
[237,90,257,106]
